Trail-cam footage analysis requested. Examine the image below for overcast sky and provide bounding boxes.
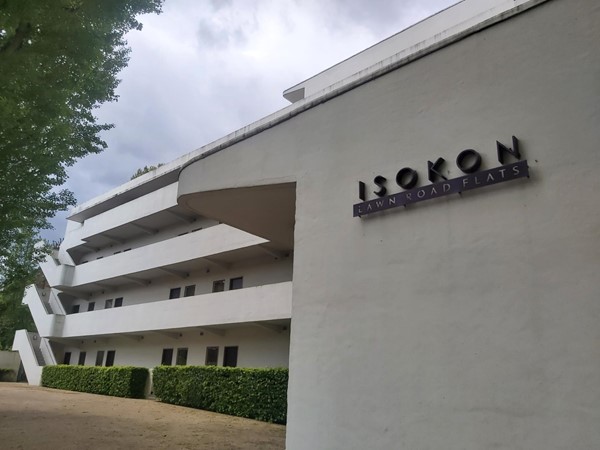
[45,0,457,241]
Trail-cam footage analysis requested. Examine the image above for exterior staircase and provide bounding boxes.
[12,331,56,386]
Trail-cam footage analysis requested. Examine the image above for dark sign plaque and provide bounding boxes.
[353,160,529,217]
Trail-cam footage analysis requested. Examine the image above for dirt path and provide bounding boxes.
[0,383,286,450]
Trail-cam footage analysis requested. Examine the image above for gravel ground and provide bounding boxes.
[0,383,286,450]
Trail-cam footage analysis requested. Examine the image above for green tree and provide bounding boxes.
[0,0,162,344]
[130,163,164,180]
[0,236,43,349]
[0,0,163,269]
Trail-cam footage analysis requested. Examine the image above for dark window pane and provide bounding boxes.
[95,351,104,366]
[87,302,95,312]
[223,346,238,367]
[63,352,71,365]
[71,305,80,314]
[78,352,86,366]
[184,285,196,297]
[161,348,173,365]
[176,348,188,366]
[229,277,243,290]
[169,288,181,299]
[205,347,219,366]
[212,280,225,293]
[114,297,123,307]
[105,350,116,367]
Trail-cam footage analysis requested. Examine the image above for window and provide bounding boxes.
[87,302,95,312]
[114,297,123,307]
[71,305,80,314]
[212,280,225,293]
[169,288,181,299]
[105,299,113,309]
[184,285,196,297]
[113,251,121,255]
[205,347,219,366]
[161,348,173,365]
[229,277,243,290]
[95,351,105,366]
[223,346,238,367]
[105,350,116,367]
[63,352,71,365]
[78,351,87,366]
[123,248,132,252]
[176,348,188,366]
[96,256,103,260]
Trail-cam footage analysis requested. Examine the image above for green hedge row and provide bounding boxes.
[41,365,148,399]
[153,366,288,424]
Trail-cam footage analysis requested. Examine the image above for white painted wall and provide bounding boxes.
[179,1,600,449]
[58,281,292,338]
[73,216,218,264]
[62,256,292,313]
[64,225,267,288]
[58,325,290,369]
[12,331,42,385]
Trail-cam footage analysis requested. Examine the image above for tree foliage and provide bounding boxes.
[0,0,162,346]
[130,163,164,180]
[0,0,163,264]
[0,235,42,349]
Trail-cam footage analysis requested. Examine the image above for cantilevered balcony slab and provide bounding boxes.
[55,281,292,338]
[54,225,267,290]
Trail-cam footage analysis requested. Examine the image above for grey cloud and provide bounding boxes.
[197,21,249,48]
[44,0,460,243]
[316,0,458,34]
[210,0,233,11]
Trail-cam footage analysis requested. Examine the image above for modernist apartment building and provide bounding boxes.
[14,0,599,449]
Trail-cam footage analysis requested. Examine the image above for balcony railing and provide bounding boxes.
[52,281,292,338]
[46,224,268,289]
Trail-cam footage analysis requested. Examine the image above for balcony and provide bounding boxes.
[49,225,268,290]
[54,281,292,338]
[67,182,180,244]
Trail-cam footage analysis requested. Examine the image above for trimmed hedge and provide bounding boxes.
[41,365,148,399]
[153,366,288,424]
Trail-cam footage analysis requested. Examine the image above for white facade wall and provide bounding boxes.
[59,282,292,337]
[59,326,290,369]
[178,1,600,448]
[16,156,293,382]
[73,217,219,264]
[66,256,293,312]
[13,1,599,448]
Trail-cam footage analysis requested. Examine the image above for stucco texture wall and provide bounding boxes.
[180,0,600,448]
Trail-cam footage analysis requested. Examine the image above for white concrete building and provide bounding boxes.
[13,175,294,383]
[14,0,600,448]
